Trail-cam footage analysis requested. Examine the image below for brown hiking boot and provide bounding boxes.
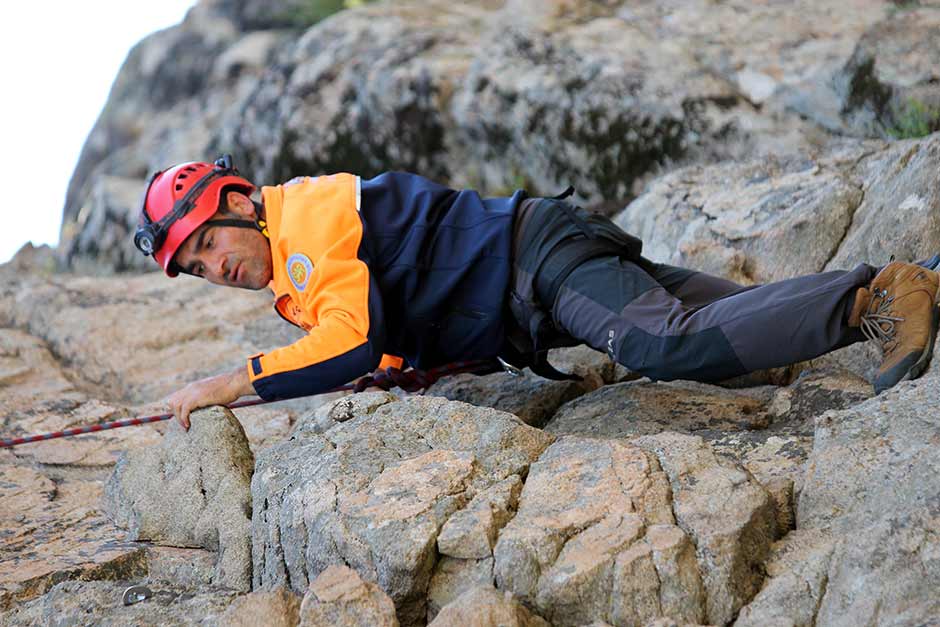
[848,261,940,394]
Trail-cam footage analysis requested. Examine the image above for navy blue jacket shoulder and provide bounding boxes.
[360,172,525,368]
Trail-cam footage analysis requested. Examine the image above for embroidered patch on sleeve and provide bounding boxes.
[286,253,314,292]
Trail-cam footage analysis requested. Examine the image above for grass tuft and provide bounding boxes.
[889,98,940,139]
[288,0,379,28]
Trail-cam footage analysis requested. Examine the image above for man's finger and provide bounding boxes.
[180,401,192,431]
[165,393,179,414]
[169,399,186,430]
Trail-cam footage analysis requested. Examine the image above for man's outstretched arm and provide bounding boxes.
[166,365,255,430]
[166,174,386,429]
[164,300,385,429]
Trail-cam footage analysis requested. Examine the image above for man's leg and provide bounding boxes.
[511,198,938,390]
[552,255,878,383]
[636,258,751,306]
[613,253,938,309]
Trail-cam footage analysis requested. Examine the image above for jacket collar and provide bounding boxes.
[261,185,288,296]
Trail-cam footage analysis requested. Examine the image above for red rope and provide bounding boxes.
[1,359,499,448]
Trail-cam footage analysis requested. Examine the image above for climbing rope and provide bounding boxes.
[1,359,505,448]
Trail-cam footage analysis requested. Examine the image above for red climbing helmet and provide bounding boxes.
[135,154,256,276]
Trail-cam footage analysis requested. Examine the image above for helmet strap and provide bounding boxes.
[208,218,270,239]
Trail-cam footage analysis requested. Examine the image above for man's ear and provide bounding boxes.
[225,190,256,218]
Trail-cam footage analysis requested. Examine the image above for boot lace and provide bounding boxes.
[859,288,904,354]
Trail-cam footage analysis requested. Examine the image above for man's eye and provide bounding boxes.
[197,264,205,276]
[206,237,213,249]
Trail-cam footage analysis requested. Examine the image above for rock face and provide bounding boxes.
[0,580,242,627]
[3,250,910,625]
[797,378,940,623]
[425,345,619,427]
[617,133,940,286]
[220,588,302,627]
[61,0,900,273]
[616,151,866,285]
[429,586,549,627]
[544,369,870,524]
[300,565,399,627]
[495,433,777,626]
[426,557,495,622]
[251,396,554,625]
[0,319,156,608]
[733,529,834,627]
[545,379,771,439]
[256,394,785,626]
[634,434,778,625]
[493,437,694,625]
[446,12,739,202]
[104,406,255,591]
[823,135,940,271]
[735,375,940,624]
[437,475,522,560]
[12,2,940,626]
[801,7,940,138]
[0,250,325,608]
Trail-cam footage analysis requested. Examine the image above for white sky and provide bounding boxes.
[0,1,197,264]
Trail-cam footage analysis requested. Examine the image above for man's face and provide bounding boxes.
[173,192,273,289]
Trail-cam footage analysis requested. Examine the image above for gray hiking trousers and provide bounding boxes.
[508,198,875,382]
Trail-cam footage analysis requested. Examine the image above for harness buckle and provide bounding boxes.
[122,585,153,606]
[497,356,525,378]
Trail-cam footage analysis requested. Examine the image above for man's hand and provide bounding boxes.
[165,366,255,430]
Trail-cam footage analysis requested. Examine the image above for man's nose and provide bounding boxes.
[211,253,229,280]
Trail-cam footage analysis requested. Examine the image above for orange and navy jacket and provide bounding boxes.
[247,171,526,401]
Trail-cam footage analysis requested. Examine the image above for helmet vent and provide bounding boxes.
[175,184,184,191]
[179,173,188,179]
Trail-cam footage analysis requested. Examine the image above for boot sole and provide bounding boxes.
[876,302,940,394]
[905,304,940,382]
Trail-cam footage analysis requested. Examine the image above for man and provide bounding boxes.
[136,155,940,429]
